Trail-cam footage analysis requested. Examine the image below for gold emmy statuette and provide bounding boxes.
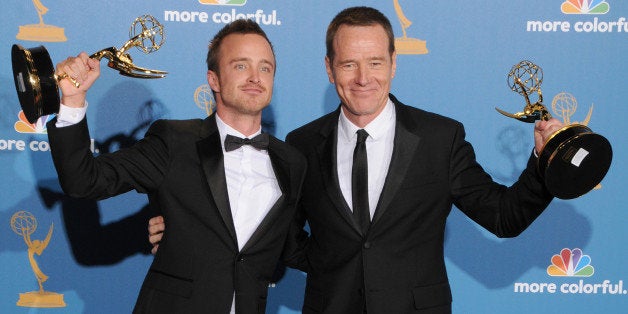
[11,14,168,124]
[495,60,612,199]
[10,211,66,308]
[393,0,428,54]
[16,0,67,42]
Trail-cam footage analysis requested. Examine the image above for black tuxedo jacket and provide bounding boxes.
[47,114,306,314]
[284,94,553,314]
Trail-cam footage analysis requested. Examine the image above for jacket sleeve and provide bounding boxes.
[47,117,170,200]
[449,122,554,238]
[280,130,312,272]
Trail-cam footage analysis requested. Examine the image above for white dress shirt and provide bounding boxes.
[56,103,88,127]
[337,98,396,219]
[215,115,281,250]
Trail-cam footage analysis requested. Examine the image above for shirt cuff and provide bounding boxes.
[56,102,88,127]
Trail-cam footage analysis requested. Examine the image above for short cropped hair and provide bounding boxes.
[206,19,275,73]
[326,6,395,62]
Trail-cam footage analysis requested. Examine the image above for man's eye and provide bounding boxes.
[235,64,247,70]
[370,62,383,69]
[341,64,357,71]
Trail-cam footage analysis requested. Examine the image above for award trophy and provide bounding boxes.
[11,211,65,308]
[11,14,167,124]
[496,60,612,199]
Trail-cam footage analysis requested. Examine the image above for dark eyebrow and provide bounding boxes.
[335,56,386,65]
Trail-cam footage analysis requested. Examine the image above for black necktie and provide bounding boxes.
[352,129,370,234]
[224,133,269,152]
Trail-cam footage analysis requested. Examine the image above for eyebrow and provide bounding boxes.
[230,57,275,68]
[336,56,387,65]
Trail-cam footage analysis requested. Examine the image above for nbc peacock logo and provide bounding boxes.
[547,248,595,277]
[561,0,610,14]
[198,0,246,5]
[14,111,53,134]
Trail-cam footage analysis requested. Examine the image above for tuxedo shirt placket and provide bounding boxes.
[216,116,280,314]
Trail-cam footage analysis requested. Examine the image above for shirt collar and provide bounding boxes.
[215,115,262,150]
[338,98,395,142]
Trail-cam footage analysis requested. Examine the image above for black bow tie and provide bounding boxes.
[224,133,269,152]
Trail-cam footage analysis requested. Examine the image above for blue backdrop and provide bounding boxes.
[1,1,626,313]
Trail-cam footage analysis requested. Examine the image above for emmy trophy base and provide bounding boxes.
[16,24,67,42]
[394,38,428,54]
[17,291,66,308]
[539,124,613,199]
[11,44,61,124]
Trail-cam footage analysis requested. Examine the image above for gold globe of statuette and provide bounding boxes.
[195,84,216,116]
[129,15,166,55]
[11,211,37,236]
[508,61,543,97]
[551,92,578,124]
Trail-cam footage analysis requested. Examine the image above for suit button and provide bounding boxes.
[236,256,245,262]
[363,242,371,249]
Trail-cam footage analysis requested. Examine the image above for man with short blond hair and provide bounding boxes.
[48,19,306,313]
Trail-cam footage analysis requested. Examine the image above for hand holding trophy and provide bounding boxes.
[496,60,612,199]
[11,15,167,123]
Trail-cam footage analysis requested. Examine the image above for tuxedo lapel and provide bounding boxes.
[316,112,363,235]
[240,136,289,252]
[196,115,238,248]
[372,98,422,225]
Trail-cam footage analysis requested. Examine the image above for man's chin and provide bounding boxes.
[240,102,270,115]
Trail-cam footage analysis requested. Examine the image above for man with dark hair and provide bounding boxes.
[281,6,562,313]
[48,19,306,313]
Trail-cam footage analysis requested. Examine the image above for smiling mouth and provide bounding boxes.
[242,86,264,94]
[351,89,376,95]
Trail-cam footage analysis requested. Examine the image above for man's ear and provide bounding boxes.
[325,56,334,84]
[207,70,220,93]
[390,51,397,79]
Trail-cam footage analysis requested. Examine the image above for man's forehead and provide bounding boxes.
[220,35,274,58]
